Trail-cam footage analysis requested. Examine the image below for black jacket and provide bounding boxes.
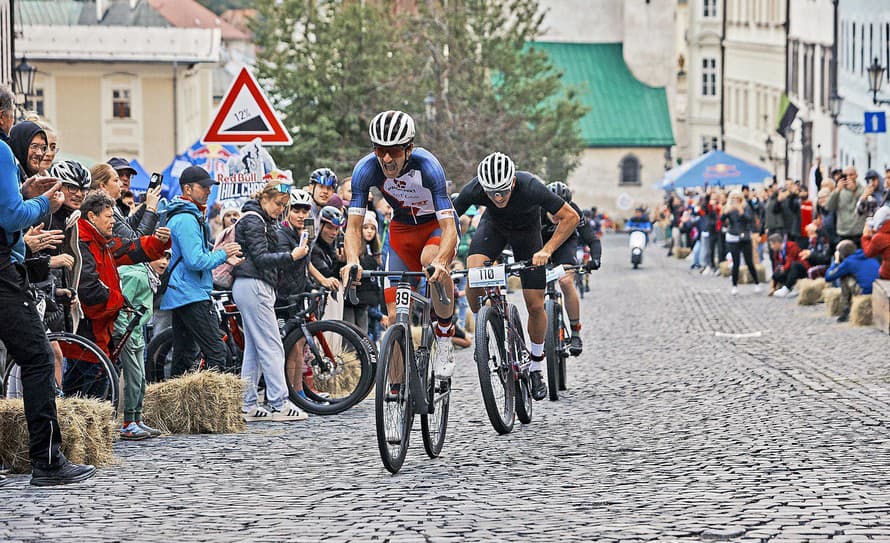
[310,236,343,280]
[348,244,383,307]
[276,221,310,300]
[113,205,159,243]
[721,206,756,237]
[232,199,291,287]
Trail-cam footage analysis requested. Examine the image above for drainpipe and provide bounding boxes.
[720,0,727,149]
[831,0,838,166]
[783,0,790,180]
[172,60,178,156]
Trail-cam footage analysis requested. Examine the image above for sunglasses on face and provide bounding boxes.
[373,144,410,159]
[485,188,512,199]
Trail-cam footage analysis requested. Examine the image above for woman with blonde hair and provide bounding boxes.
[90,163,164,243]
[721,189,761,295]
[232,179,309,422]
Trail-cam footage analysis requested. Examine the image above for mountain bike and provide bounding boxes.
[3,304,147,417]
[349,266,452,474]
[468,260,535,435]
[544,264,583,401]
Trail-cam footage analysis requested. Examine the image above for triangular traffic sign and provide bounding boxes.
[202,67,293,146]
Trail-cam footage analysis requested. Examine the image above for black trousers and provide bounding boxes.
[727,239,759,286]
[0,268,65,468]
[773,262,808,289]
[170,300,228,377]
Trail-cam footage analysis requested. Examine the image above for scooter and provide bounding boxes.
[625,218,653,269]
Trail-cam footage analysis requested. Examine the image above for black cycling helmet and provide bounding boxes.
[309,168,337,188]
[547,181,572,203]
[50,160,91,189]
[319,205,345,228]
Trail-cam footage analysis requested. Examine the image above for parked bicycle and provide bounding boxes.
[544,264,584,401]
[467,260,535,435]
[349,265,452,474]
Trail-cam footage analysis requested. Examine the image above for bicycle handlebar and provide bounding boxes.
[351,265,451,306]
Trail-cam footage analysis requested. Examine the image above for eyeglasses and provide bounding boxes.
[29,143,48,154]
[373,144,410,159]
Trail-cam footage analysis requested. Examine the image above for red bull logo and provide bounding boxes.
[703,163,740,178]
[188,144,236,161]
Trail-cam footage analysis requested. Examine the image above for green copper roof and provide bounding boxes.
[531,42,674,148]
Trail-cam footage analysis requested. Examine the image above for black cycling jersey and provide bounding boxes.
[453,171,565,230]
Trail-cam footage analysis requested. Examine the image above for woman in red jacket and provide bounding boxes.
[63,192,169,398]
[862,207,890,280]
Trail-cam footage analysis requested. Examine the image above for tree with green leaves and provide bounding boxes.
[251,0,587,187]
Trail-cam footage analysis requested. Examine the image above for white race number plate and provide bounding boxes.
[395,287,412,314]
[467,264,507,288]
[546,265,566,283]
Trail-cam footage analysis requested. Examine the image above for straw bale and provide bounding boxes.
[143,371,245,434]
[719,261,731,277]
[0,397,115,473]
[675,247,691,259]
[739,264,767,284]
[796,278,827,306]
[823,287,843,316]
[851,295,873,326]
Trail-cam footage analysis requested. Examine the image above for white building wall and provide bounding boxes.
[837,0,890,173]
[724,0,788,181]
[684,0,724,164]
[536,0,623,43]
[569,147,666,220]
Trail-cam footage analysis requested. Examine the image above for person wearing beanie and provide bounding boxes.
[824,239,881,322]
[861,205,890,280]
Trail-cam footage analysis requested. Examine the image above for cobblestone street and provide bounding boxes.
[2,235,889,542]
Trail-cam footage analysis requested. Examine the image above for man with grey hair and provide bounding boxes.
[826,165,866,247]
[0,83,15,144]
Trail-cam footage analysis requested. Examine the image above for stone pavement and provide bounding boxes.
[2,235,889,542]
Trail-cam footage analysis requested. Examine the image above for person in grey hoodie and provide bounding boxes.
[826,166,866,247]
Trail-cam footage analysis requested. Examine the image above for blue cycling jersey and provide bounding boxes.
[349,147,455,225]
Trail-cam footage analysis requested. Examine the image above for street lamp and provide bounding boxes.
[867,57,890,106]
[13,57,37,112]
[829,92,865,133]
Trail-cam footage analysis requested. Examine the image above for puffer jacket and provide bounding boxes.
[77,218,167,356]
[232,199,291,287]
[113,204,159,243]
[160,198,227,311]
[276,221,310,300]
[862,220,890,280]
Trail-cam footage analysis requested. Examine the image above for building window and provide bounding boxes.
[112,89,131,119]
[703,0,717,17]
[804,45,815,105]
[790,41,799,96]
[701,136,720,155]
[701,58,717,96]
[821,47,831,110]
[619,155,641,185]
[32,88,44,117]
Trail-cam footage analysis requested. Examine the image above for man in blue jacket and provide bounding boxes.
[824,239,880,323]
[160,166,242,377]
[0,131,96,486]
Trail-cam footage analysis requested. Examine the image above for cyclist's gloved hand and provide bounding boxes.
[585,258,601,271]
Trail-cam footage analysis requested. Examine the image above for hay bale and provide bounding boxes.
[143,371,245,434]
[0,397,115,474]
[851,295,873,326]
[739,264,767,284]
[823,287,843,316]
[719,261,731,277]
[796,278,827,305]
[674,247,691,260]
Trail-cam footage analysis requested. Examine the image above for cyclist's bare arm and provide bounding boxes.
[342,213,365,283]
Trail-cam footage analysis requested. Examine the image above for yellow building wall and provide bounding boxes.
[142,76,176,174]
[52,75,102,162]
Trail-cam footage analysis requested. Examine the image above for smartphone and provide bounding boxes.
[299,231,309,247]
[304,217,315,241]
[148,172,163,191]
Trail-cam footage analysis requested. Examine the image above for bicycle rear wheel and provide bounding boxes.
[544,299,561,401]
[421,328,450,458]
[508,305,533,424]
[474,305,515,435]
[284,320,373,415]
[375,324,413,474]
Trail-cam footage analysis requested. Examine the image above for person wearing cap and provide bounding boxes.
[856,169,885,220]
[824,239,881,322]
[108,157,138,217]
[160,165,242,378]
[826,165,866,247]
[861,206,890,281]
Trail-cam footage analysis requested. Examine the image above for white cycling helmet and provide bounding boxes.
[369,110,415,146]
[289,188,313,207]
[476,152,515,192]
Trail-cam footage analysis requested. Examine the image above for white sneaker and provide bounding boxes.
[773,286,790,298]
[786,289,799,299]
[731,286,738,296]
[242,405,272,422]
[754,283,763,293]
[269,400,308,421]
[702,266,712,275]
[434,336,455,378]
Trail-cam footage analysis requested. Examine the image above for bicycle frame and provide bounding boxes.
[473,264,531,380]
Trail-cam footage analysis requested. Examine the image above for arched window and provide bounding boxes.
[619,154,641,185]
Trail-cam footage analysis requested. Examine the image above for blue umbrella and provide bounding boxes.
[660,150,772,189]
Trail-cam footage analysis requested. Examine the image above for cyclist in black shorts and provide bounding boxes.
[452,152,579,400]
[541,182,602,356]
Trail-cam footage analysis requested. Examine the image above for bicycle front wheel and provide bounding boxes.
[284,320,373,415]
[474,305,515,435]
[421,327,450,458]
[544,299,561,401]
[375,323,413,474]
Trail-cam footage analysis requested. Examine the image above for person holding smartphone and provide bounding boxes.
[826,166,866,248]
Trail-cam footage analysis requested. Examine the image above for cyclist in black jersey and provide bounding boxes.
[541,182,602,356]
[452,152,579,400]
